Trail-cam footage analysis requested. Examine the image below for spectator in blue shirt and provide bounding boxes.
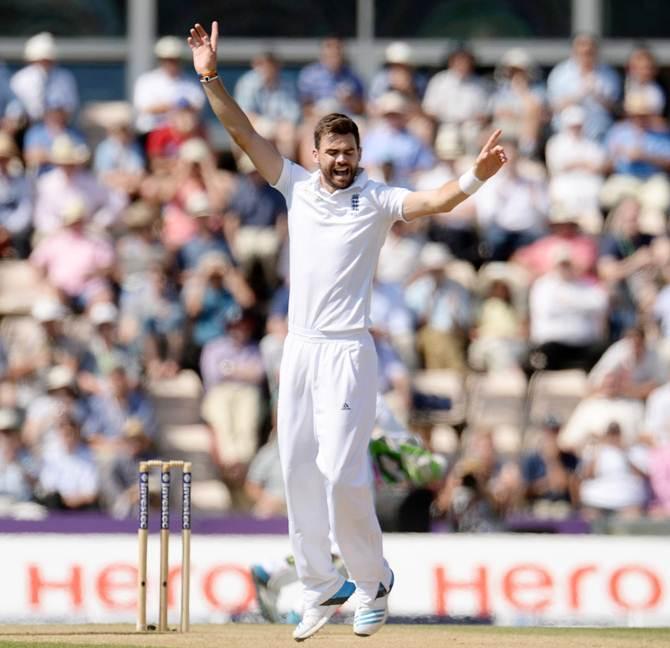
[0,132,32,258]
[298,37,365,115]
[369,41,427,103]
[235,51,301,125]
[547,33,620,141]
[362,92,435,187]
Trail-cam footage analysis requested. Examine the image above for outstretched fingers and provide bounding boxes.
[210,21,219,50]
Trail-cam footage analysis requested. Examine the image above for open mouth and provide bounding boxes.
[332,168,351,180]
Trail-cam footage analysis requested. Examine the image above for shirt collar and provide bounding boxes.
[312,168,369,196]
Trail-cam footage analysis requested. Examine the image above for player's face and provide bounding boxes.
[314,133,361,191]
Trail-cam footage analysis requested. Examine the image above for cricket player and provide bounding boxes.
[188,21,507,640]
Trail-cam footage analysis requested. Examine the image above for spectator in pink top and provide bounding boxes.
[30,199,115,306]
[512,204,598,278]
[33,135,125,236]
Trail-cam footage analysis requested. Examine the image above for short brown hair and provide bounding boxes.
[314,113,360,149]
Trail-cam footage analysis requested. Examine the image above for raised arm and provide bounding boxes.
[188,22,283,185]
[402,129,508,222]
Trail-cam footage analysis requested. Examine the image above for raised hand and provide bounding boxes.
[474,129,508,180]
[187,21,219,75]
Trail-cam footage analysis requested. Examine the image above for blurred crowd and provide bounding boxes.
[0,30,670,531]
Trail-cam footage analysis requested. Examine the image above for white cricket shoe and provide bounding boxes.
[353,570,394,637]
[293,579,355,642]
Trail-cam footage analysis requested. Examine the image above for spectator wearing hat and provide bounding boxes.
[474,136,549,261]
[10,32,79,124]
[422,44,489,153]
[561,327,667,450]
[362,92,435,187]
[405,243,473,371]
[490,48,546,158]
[200,309,265,501]
[520,416,579,515]
[92,103,145,196]
[0,131,32,258]
[176,192,233,275]
[234,51,301,127]
[23,97,86,175]
[181,251,255,372]
[33,135,124,235]
[297,37,365,116]
[157,138,234,252]
[35,412,100,510]
[133,36,205,137]
[547,33,620,141]
[116,201,166,283]
[369,41,427,103]
[513,204,599,278]
[545,105,607,221]
[30,199,115,306]
[601,88,670,226]
[527,245,608,373]
[224,155,287,288]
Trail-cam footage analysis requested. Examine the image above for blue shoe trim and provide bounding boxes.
[355,611,386,622]
[375,569,394,599]
[321,579,355,606]
[250,565,270,586]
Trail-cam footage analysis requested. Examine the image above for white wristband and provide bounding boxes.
[458,167,485,196]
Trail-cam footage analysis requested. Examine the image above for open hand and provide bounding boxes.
[187,21,219,75]
[474,129,507,181]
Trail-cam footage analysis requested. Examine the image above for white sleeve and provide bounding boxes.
[375,184,412,223]
[271,158,310,208]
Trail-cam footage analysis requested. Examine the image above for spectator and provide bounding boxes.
[521,416,579,515]
[176,192,233,275]
[35,413,99,510]
[527,246,608,372]
[82,363,157,454]
[624,45,665,116]
[579,421,647,518]
[561,327,667,449]
[369,41,427,103]
[0,62,25,134]
[23,97,86,175]
[92,103,145,196]
[297,37,365,115]
[545,105,607,222]
[490,48,546,158]
[362,92,435,187]
[99,417,155,518]
[200,310,265,502]
[33,136,124,236]
[598,197,656,339]
[405,243,473,371]
[181,251,255,371]
[235,51,301,126]
[469,278,527,372]
[474,136,549,261]
[133,36,204,137]
[0,409,35,503]
[513,205,599,278]
[601,89,670,223]
[259,280,290,401]
[547,33,620,141]
[244,432,286,518]
[422,43,489,153]
[644,381,670,446]
[225,155,287,286]
[30,199,115,306]
[10,32,79,124]
[0,131,32,258]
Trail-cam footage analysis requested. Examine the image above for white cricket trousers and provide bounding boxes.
[277,328,386,609]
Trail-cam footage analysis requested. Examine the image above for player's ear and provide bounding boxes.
[312,148,319,165]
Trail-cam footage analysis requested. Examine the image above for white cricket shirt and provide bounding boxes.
[272,158,410,334]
